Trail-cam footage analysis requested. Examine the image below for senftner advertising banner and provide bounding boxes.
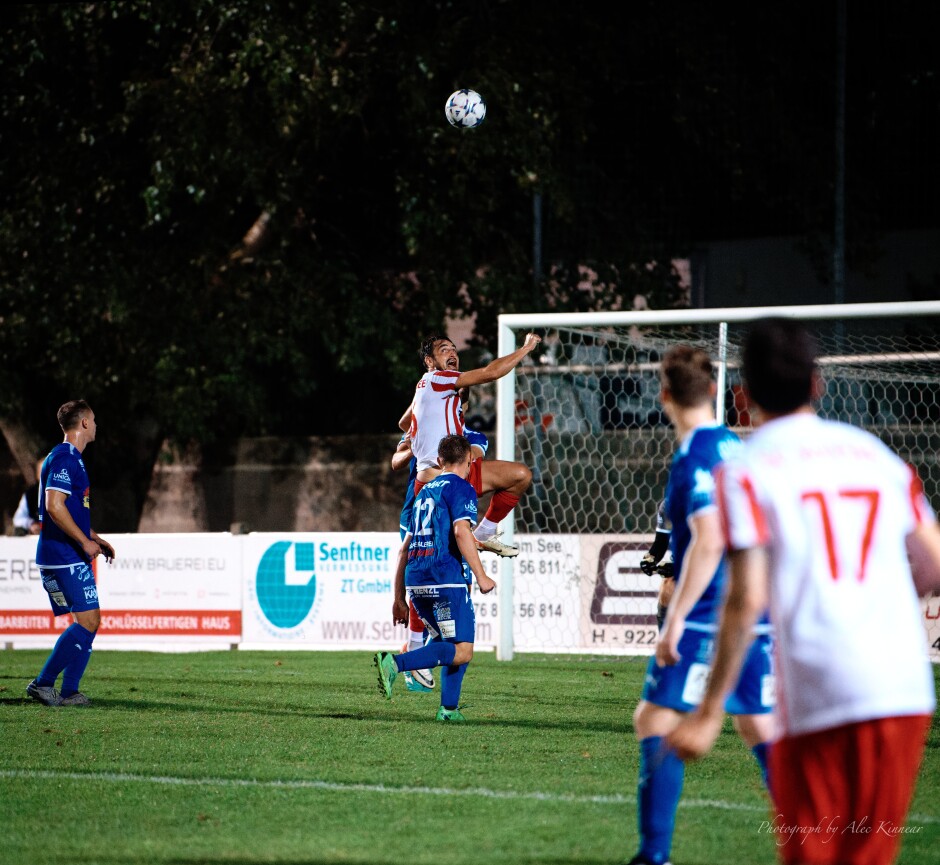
[240,533,407,648]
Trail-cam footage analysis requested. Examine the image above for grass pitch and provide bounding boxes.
[1,650,937,865]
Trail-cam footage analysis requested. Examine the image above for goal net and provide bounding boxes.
[483,302,940,660]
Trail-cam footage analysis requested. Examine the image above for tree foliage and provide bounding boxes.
[1,2,937,526]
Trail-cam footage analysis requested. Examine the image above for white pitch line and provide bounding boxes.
[0,768,748,810]
[1,769,936,825]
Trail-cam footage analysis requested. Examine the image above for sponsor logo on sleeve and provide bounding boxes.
[692,467,716,496]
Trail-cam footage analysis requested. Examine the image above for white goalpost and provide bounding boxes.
[490,300,940,661]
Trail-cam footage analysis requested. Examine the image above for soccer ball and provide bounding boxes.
[445,89,487,128]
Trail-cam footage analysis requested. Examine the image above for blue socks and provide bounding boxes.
[394,640,456,673]
[60,623,96,696]
[637,736,684,864]
[752,741,770,790]
[440,662,468,709]
[633,736,769,863]
[36,622,96,694]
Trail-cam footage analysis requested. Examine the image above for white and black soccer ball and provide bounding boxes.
[445,89,487,129]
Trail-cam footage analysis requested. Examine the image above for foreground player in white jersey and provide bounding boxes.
[399,332,540,557]
[668,317,940,865]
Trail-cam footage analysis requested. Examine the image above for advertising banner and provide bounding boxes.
[474,535,583,651]
[578,535,660,653]
[239,533,586,651]
[241,533,407,649]
[0,534,242,646]
[0,536,47,635]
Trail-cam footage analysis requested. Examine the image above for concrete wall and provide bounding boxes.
[137,435,408,534]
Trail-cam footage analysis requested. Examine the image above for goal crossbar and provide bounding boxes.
[493,300,940,660]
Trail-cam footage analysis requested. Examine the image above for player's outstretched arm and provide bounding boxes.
[454,520,496,594]
[667,545,768,761]
[454,333,541,389]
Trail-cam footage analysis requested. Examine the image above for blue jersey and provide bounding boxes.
[405,472,478,588]
[36,443,92,567]
[664,423,741,625]
[399,428,488,539]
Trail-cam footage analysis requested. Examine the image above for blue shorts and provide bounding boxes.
[642,624,774,715]
[406,583,476,644]
[39,563,99,615]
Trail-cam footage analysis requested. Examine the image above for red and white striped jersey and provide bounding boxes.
[409,369,465,471]
[717,412,936,736]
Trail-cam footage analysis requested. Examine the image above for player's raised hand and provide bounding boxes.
[523,332,541,352]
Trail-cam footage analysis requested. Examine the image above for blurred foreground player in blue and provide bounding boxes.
[27,400,115,708]
[390,421,490,692]
[375,434,496,721]
[625,346,774,865]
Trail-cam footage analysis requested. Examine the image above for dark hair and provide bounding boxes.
[660,345,714,407]
[57,399,92,432]
[438,434,471,466]
[742,317,817,414]
[420,335,454,367]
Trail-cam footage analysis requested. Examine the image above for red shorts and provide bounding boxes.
[769,714,930,865]
[413,457,484,496]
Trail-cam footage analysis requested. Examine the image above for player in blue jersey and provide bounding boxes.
[390,423,490,693]
[375,434,496,721]
[26,400,115,708]
[625,347,774,865]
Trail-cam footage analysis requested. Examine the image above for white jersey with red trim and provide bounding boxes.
[717,412,936,737]
[409,369,465,471]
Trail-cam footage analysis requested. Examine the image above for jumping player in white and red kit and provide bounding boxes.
[399,331,541,557]
[669,317,940,865]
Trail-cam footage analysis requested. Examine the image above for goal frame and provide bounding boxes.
[494,299,940,660]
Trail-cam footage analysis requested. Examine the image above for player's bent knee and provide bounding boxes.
[453,642,474,665]
[634,700,682,739]
[515,462,532,489]
[75,608,101,632]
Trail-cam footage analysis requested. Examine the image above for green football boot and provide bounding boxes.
[373,651,398,700]
[435,706,466,722]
